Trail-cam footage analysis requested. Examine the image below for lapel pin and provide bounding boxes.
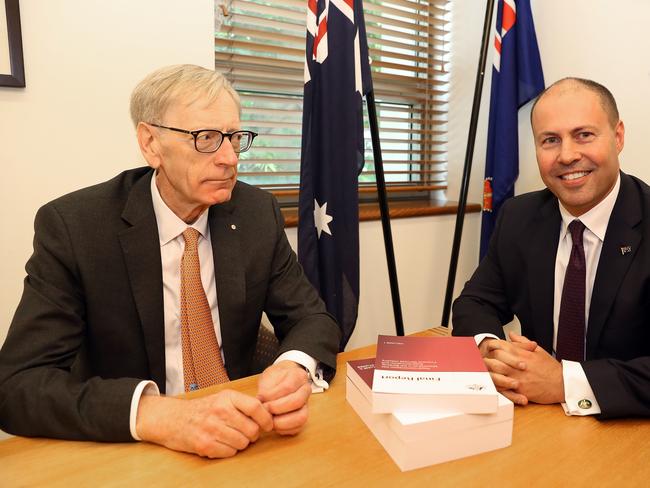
[620,245,632,256]
[230,224,237,230]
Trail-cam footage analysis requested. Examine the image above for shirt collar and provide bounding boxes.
[150,172,209,246]
[558,172,621,242]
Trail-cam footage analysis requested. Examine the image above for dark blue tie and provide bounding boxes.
[556,220,586,362]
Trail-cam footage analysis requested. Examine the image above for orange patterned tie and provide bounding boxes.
[180,228,229,391]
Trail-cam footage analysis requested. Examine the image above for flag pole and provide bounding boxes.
[366,90,405,336]
[440,0,496,328]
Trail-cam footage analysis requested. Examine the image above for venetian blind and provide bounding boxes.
[215,0,450,202]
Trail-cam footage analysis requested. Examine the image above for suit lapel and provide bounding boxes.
[118,171,166,392]
[526,195,561,351]
[587,173,642,359]
[208,194,246,377]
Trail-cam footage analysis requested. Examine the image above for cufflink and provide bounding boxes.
[578,399,592,409]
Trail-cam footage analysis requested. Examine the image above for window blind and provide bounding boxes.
[215,0,450,202]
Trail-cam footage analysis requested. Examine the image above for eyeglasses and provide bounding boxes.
[148,123,258,154]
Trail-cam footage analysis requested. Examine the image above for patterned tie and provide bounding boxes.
[180,228,229,391]
[556,220,586,362]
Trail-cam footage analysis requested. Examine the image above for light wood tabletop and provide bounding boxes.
[2,327,649,487]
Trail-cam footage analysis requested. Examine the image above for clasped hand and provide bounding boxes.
[479,332,565,406]
[257,360,313,436]
[136,360,311,458]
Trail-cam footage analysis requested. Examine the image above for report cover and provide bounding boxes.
[348,356,495,414]
[354,335,498,413]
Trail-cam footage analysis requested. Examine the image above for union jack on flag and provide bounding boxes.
[480,0,544,259]
[298,0,372,349]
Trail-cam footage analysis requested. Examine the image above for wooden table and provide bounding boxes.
[2,328,649,487]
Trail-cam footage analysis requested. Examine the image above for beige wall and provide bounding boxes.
[0,0,214,440]
[286,213,481,350]
[445,0,650,339]
[449,0,650,206]
[0,0,214,346]
[1,0,649,393]
[0,0,480,357]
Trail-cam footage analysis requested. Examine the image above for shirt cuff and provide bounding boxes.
[129,380,160,441]
[474,333,500,347]
[561,360,601,416]
[275,350,329,393]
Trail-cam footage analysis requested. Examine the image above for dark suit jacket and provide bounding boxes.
[0,167,341,441]
[452,172,650,419]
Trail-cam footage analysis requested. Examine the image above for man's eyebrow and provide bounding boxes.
[536,130,558,138]
[571,125,598,133]
[536,125,599,137]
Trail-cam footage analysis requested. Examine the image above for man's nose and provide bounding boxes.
[216,138,238,166]
[558,140,580,165]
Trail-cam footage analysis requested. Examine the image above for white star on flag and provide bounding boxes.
[314,199,333,239]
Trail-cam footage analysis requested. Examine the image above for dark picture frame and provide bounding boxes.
[0,0,25,87]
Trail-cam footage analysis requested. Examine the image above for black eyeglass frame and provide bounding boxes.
[148,123,258,154]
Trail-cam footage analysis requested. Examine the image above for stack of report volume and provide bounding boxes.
[346,335,513,471]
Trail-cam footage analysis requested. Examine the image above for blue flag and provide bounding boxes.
[298,0,372,350]
[480,0,544,258]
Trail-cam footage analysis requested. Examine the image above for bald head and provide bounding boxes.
[531,78,619,129]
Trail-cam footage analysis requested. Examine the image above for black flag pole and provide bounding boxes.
[366,90,405,336]
[440,0,496,328]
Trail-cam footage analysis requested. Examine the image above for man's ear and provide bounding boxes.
[136,122,162,169]
[615,119,625,154]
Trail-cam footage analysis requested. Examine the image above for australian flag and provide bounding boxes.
[480,0,544,258]
[298,0,372,350]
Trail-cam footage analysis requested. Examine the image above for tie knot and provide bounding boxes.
[182,227,200,250]
[568,220,585,244]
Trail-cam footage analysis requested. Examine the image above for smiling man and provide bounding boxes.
[452,78,650,419]
[0,65,341,457]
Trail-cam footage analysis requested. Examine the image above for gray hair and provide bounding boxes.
[129,64,240,127]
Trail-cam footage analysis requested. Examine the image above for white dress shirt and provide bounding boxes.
[555,174,620,415]
[476,174,621,416]
[128,174,326,440]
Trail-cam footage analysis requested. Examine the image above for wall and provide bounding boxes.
[448,0,650,206]
[0,0,214,439]
[522,0,650,191]
[286,213,480,350]
[0,0,480,358]
[0,0,214,347]
[445,0,650,340]
[1,0,648,389]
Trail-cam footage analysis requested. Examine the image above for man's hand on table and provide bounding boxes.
[135,390,273,458]
[257,360,312,436]
[479,331,565,406]
[135,360,311,458]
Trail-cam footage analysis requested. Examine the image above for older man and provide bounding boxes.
[0,65,341,457]
[453,77,650,419]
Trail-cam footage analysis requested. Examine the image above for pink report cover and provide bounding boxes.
[366,335,498,414]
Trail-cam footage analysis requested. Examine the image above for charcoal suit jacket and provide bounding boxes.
[0,167,341,440]
[453,171,650,418]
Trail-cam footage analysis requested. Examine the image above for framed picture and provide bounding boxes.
[0,0,25,87]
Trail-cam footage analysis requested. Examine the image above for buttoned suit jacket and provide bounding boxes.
[452,171,650,418]
[0,167,341,440]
